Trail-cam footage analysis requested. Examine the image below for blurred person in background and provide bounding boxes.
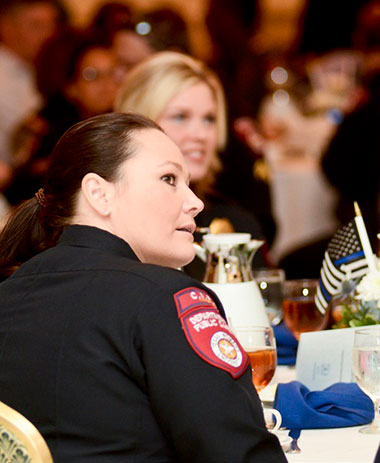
[352,0,380,85]
[133,8,190,54]
[111,21,154,78]
[318,0,380,257]
[115,51,271,279]
[215,120,277,247]
[0,0,65,191]
[5,30,119,205]
[110,7,191,85]
[281,0,380,272]
[86,1,134,46]
[205,0,262,113]
[205,0,276,246]
[321,70,380,251]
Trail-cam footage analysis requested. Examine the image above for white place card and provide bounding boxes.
[295,325,380,390]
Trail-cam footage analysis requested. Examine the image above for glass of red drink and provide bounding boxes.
[283,279,329,340]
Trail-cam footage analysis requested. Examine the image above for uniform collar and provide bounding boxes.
[58,225,140,261]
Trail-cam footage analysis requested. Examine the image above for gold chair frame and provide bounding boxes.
[0,401,53,463]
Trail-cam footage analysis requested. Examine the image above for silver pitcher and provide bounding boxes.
[194,233,270,328]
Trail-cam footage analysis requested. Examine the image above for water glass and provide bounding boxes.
[352,328,380,434]
[254,268,285,325]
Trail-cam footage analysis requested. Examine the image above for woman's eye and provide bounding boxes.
[204,114,216,125]
[171,113,186,122]
[162,174,176,186]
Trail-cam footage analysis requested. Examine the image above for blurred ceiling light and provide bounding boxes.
[135,21,151,36]
[271,66,288,85]
[273,89,290,107]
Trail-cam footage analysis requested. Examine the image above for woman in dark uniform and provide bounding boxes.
[0,113,286,462]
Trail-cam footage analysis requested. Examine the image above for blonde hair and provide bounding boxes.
[115,51,227,193]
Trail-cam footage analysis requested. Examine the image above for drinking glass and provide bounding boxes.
[232,325,277,392]
[352,328,380,434]
[282,279,329,340]
[233,325,281,432]
[254,268,285,325]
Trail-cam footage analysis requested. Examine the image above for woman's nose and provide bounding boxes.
[187,118,208,139]
[185,187,204,217]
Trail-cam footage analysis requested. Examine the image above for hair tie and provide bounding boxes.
[35,188,46,208]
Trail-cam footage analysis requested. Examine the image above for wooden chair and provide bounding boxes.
[0,401,53,463]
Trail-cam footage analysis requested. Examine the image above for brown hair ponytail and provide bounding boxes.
[0,197,47,278]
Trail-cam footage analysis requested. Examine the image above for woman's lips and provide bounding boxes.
[183,150,204,162]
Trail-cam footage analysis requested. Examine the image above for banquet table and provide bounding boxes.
[270,367,380,462]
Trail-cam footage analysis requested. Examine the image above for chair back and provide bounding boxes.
[0,401,53,463]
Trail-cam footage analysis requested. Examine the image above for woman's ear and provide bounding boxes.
[81,173,114,217]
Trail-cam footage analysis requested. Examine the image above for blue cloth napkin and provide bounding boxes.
[274,381,374,431]
[273,322,298,365]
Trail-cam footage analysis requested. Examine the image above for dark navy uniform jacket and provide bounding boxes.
[0,225,286,462]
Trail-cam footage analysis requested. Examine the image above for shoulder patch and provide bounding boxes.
[174,287,249,379]
[174,287,217,316]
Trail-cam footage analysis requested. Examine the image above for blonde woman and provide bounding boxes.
[115,51,268,275]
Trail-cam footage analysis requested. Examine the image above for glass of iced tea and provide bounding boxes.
[282,279,329,340]
[232,325,277,392]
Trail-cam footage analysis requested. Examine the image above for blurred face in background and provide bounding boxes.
[0,2,59,64]
[67,47,119,118]
[112,29,153,82]
[156,82,218,183]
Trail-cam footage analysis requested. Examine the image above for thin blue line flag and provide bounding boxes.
[315,219,370,314]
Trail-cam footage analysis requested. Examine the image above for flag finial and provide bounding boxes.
[354,201,361,217]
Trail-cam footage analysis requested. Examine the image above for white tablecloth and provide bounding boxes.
[268,367,380,463]
[284,426,379,463]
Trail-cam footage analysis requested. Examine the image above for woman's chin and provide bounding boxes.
[173,250,196,270]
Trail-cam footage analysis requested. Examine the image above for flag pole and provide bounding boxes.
[354,201,377,272]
